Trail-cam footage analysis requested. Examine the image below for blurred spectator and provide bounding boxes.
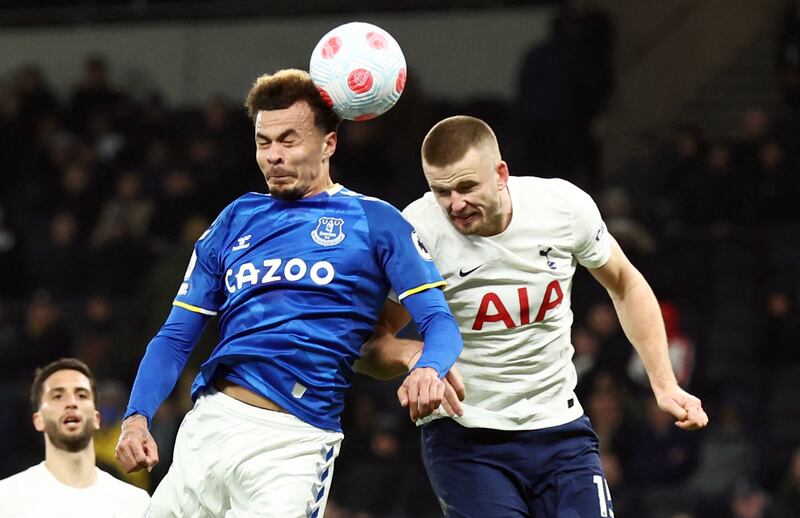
[728,479,774,518]
[733,108,772,178]
[687,396,758,515]
[600,186,657,259]
[772,447,800,517]
[148,165,200,243]
[573,325,600,381]
[0,205,29,300]
[778,0,800,107]
[690,140,750,236]
[625,398,700,489]
[28,212,88,298]
[659,123,707,227]
[14,65,58,136]
[69,54,123,134]
[91,170,154,247]
[8,291,74,382]
[516,2,614,187]
[583,302,632,385]
[601,450,643,517]
[757,289,800,371]
[754,139,798,224]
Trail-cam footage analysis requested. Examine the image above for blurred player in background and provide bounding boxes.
[362,115,709,517]
[0,358,150,517]
[114,69,463,517]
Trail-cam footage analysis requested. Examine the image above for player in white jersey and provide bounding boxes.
[361,115,709,517]
[0,358,150,518]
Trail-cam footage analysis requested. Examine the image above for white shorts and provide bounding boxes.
[148,389,343,518]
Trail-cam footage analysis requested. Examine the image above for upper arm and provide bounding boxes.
[377,298,413,335]
[588,237,640,297]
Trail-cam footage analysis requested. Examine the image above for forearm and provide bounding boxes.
[125,306,209,425]
[356,330,422,380]
[609,270,677,393]
[404,290,463,378]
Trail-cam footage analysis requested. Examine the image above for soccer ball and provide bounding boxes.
[309,22,407,121]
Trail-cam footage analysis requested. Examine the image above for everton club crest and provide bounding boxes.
[312,217,346,246]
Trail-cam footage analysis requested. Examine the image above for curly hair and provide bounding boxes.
[244,69,340,133]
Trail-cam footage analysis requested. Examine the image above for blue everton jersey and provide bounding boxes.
[174,184,444,431]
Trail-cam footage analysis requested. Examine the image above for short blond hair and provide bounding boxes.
[244,68,340,133]
[421,115,500,167]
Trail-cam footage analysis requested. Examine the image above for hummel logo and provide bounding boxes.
[459,264,483,277]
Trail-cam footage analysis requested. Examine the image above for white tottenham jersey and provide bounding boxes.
[404,176,611,430]
[0,462,150,518]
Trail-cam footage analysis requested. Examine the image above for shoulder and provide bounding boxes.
[402,193,443,236]
[96,469,150,502]
[510,176,590,201]
[0,464,38,485]
[222,192,270,217]
[339,189,406,223]
[0,464,45,495]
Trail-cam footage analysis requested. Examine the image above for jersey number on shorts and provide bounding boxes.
[593,475,614,517]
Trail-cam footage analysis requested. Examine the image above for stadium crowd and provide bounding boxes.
[1,7,800,517]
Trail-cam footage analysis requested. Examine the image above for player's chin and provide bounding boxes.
[268,182,303,201]
[450,216,480,235]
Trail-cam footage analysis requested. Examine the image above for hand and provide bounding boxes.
[397,367,445,421]
[115,414,160,473]
[654,386,709,430]
[441,367,466,417]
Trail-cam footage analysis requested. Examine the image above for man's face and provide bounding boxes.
[33,369,100,453]
[424,145,509,236]
[254,102,336,201]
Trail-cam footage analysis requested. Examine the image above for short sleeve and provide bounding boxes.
[362,200,445,300]
[173,207,231,315]
[571,187,611,269]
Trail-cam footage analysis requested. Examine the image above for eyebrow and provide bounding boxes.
[256,129,299,141]
[47,386,91,395]
[431,180,478,191]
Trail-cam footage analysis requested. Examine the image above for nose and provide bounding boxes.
[266,145,283,165]
[450,192,467,213]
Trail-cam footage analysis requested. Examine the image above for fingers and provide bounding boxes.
[442,378,464,417]
[675,402,709,430]
[115,428,160,473]
[401,367,445,421]
[397,384,409,408]
[445,368,466,402]
[658,390,709,430]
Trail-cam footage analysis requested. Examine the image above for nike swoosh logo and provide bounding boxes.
[459,264,483,277]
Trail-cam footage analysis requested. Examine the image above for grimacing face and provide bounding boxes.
[33,369,100,453]
[423,145,510,237]
[255,101,336,201]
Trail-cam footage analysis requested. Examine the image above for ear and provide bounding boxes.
[322,131,337,161]
[496,160,509,190]
[33,412,45,433]
[92,409,101,432]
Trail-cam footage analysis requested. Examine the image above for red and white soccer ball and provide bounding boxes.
[310,22,407,121]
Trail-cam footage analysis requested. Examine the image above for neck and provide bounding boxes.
[479,186,513,237]
[44,438,97,488]
[303,177,336,198]
[498,186,513,231]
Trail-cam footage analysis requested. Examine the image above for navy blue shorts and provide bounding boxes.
[421,415,614,517]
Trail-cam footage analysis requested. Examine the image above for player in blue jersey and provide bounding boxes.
[114,69,463,518]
